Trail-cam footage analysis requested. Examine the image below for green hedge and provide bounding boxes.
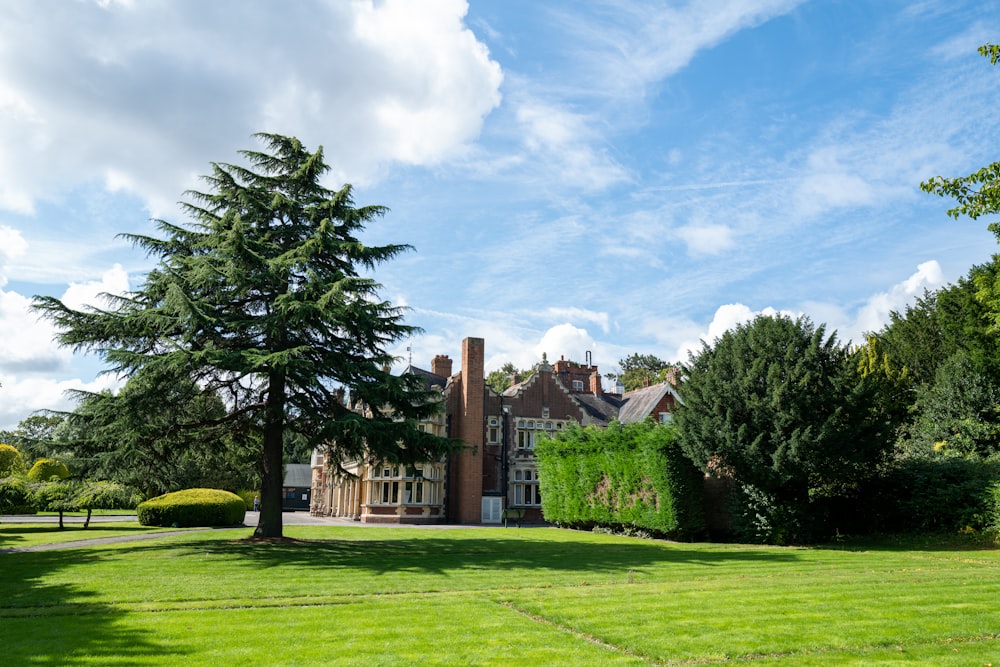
[137,488,247,527]
[535,421,706,539]
[867,457,1000,534]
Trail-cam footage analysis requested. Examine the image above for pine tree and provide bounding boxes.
[34,134,451,537]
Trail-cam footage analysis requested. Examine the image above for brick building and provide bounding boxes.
[311,336,680,525]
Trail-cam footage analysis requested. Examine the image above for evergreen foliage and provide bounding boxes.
[534,420,706,539]
[62,367,260,497]
[137,488,246,527]
[0,444,26,477]
[33,134,451,538]
[674,314,893,543]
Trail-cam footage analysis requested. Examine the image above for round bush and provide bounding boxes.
[0,444,26,477]
[137,488,247,527]
[27,457,70,482]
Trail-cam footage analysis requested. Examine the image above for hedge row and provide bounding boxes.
[867,457,1000,534]
[535,421,706,539]
[137,488,246,527]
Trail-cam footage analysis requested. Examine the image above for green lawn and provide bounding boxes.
[1,525,999,665]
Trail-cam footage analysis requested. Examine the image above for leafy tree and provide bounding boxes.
[485,362,535,393]
[3,415,65,462]
[34,133,451,538]
[674,315,893,543]
[905,351,1000,459]
[606,353,675,392]
[921,43,1000,330]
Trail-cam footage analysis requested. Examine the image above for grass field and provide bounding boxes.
[1,524,999,665]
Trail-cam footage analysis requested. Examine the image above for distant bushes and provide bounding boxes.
[137,488,246,527]
[535,421,705,540]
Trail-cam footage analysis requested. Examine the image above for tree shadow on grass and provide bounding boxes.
[145,531,804,579]
[0,549,187,665]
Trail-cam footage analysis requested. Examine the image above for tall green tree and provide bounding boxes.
[485,362,535,393]
[674,315,893,543]
[606,353,675,392]
[34,134,451,537]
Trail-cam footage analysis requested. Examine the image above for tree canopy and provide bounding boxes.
[673,315,893,542]
[34,133,452,537]
[606,353,675,392]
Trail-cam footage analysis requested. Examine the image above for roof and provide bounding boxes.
[283,463,312,488]
[617,383,679,424]
[402,364,448,390]
[571,393,622,425]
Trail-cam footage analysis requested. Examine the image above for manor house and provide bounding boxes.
[310,337,678,525]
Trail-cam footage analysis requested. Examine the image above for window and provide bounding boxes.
[513,469,541,506]
[517,430,535,449]
[488,426,499,443]
[572,380,584,391]
[658,412,673,424]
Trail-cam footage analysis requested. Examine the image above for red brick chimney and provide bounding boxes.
[431,354,453,378]
[590,370,602,396]
[455,337,485,524]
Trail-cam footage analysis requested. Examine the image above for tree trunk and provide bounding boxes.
[84,507,92,529]
[58,510,64,530]
[254,372,286,538]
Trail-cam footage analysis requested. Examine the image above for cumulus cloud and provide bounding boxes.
[544,307,610,334]
[0,373,122,431]
[535,323,600,365]
[849,260,945,340]
[0,225,28,286]
[60,264,131,312]
[673,303,799,361]
[0,0,503,215]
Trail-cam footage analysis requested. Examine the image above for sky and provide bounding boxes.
[1,0,999,429]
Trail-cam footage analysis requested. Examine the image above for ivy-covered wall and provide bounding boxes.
[535,420,706,539]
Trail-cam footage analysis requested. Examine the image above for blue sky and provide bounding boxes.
[0,0,998,428]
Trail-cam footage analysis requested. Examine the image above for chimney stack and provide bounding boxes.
[431,354,453,378]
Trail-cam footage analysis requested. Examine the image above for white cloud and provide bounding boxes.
[0,225,28,286]
[0,287,71,376]
[544,307,610,334]
[60,264,131,312]
[0,373,122,431]
[675,222,736,256]
[850,260,945,340]
[673,303,799,361]
[0,0,503,215]
[535,323,600,365]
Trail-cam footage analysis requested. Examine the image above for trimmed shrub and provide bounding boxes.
[0,444,26,477]
[137,488,247,527]
[27,458,70,482]
[535,421,706,539]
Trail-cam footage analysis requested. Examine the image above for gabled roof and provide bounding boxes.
[572,393,622,425]
[617,383,680,424]
[402,364,448,391]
